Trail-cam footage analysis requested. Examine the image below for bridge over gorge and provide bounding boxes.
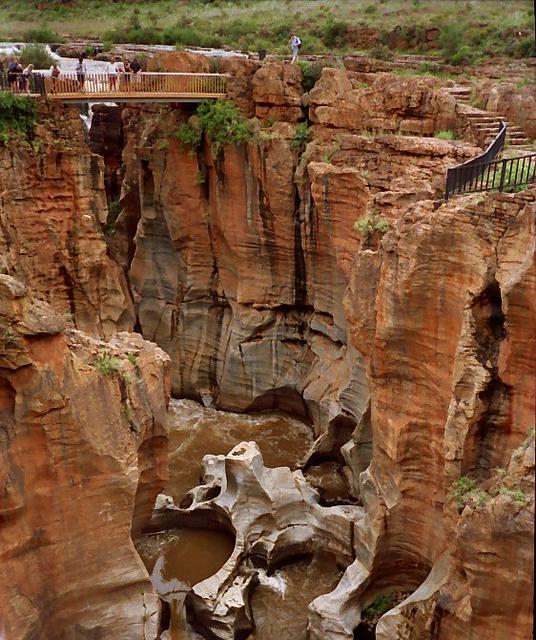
[1,72,228,103]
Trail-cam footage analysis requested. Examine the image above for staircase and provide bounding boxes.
[448,85,531,147]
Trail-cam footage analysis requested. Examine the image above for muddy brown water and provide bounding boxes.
[166,399,315,504]
[137,528,235,639]
[137,400,337,639]
[250,551,343,639]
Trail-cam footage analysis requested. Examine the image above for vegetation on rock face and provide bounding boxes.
[0,1,532,61]
[103,199,122,236]
[0,92,38,144]
[297,60,327,93]
[176,101,250,155]
[290,121,311,153]
[434,130,457,140]
[94,351,121,376]
[354,212,389,236]
[360,591,411,628]
[176,120,203,150]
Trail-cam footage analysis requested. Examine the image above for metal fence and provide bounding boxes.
[446,152,536,197]
[445,121,507,200]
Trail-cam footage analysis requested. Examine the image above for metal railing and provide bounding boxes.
[42,72,227,99]
[445,121,507,200]
[446,152,536,198]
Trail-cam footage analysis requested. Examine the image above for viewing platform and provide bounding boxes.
[2,72,227,103]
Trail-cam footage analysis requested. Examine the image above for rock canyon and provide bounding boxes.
[0,55,534,640]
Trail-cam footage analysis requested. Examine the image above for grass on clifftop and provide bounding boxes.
[0,0,533,61]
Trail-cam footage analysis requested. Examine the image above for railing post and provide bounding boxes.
[498,159,507,192]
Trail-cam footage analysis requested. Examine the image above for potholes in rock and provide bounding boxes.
[249,551,343,640]
[166,399,315,504]
[304,460,353,504]
[471,279,506,358]
[137,528,235,639]
[354,591,412,639]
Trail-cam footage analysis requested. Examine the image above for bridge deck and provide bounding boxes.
[3,72,228,103]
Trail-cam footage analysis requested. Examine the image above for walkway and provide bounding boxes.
[447,85,531,147]
[2,72,227,103]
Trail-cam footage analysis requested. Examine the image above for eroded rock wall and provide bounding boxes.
[0,103,134,336]
[309,188,535,638]
[113,106,370,447]
[0,275,170,639]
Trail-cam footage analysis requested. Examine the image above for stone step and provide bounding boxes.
[486,137,531,145]
[466,114,503,119]
[470,121,503,127]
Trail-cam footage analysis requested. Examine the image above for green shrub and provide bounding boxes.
[354,213,389,235]
[514,36,536,58]
[23,24,63,43]
[370,44,394,61]
[0,92,38,144]
[176,122,202,150]
[434,130,457,140]
[319,18,348,48]
[438,24,478,65]
[362,594,395,621]
[196,100,251,155]
[364,4,377,14]
[103,199,122,236]
[297,60,326,92]
[94,351,121,376]
[448,44,477,66]
[438,23,465,59]
[20,43,56,69]
[290,121,311,153]
[499,486,528,505]
[449,476,477,509]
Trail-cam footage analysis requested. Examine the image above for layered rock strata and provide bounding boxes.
[309,189,535,638]
[0,60,533,640]
[0,103,134,336]
[0,275,170,639]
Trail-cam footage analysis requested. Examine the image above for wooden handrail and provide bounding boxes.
[39,72,227,99]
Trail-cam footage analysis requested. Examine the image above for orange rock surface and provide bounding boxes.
[0,275,170,639]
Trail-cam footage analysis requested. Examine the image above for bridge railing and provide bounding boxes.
[445,121,507,200]
[42,72,227,98]
[0,72,45,94]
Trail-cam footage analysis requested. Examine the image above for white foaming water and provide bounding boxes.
[256,569,287,595]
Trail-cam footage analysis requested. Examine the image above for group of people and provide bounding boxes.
[6,60,35,94]
[49,56,144,92]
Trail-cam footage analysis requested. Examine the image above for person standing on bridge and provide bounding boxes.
[113,58,126,90]
[50,63,61,94]
[289,33,301,63]
[75,57,87,91]
[129,57,142,87]
[21,64,34,95]
[7,59,19,92]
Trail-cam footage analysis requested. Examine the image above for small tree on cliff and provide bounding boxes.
[176,100,251,156]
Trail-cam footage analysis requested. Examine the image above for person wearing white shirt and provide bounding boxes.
[75,57,87,90]
[289,33,301,63]
[113,58,126,90]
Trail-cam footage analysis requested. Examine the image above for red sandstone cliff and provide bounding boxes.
[0,274,170,639]
[0,59,533,639]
